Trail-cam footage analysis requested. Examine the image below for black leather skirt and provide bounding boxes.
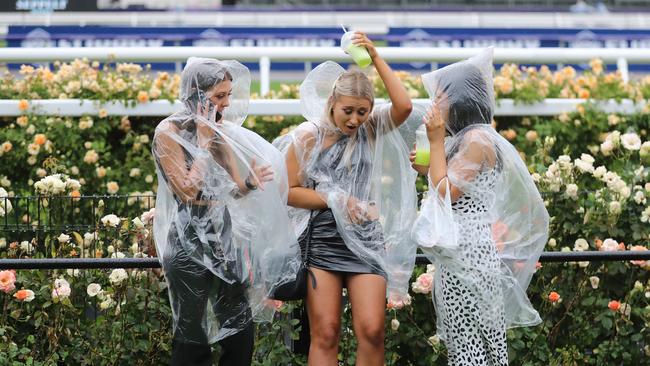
[300,208,386,279]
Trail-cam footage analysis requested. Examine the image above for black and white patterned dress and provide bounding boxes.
[434,167,508,366]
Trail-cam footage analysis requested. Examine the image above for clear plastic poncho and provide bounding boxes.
[152,58,301,344]
[412,48,549,339]
[273,61,419,299]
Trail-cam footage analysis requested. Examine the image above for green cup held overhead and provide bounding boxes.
[414,124,430,166]
[340,27,372,68]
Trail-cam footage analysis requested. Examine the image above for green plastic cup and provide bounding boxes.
[414,124,430,166]
[341,32,372,68]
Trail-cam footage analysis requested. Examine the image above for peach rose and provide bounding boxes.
[13,289,35,302]
[17,99,29,111]
[33,134,47,146]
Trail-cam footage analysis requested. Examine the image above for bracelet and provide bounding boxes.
[244,176,257,191]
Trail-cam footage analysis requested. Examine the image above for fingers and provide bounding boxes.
[351,31,373,47]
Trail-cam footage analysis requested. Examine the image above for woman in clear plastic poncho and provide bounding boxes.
[152,58,300,366]
[273,32,418,365]
[410,48,549,365]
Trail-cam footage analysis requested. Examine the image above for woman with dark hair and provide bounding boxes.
[152,58,300,366]
[411,49,549,365]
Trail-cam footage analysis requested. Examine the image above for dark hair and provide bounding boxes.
[436,63,493,134]
[187,70,233,105]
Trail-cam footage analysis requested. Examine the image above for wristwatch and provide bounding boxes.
[245,176,257,190]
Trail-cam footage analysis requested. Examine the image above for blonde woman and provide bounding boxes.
[274,33,418,365]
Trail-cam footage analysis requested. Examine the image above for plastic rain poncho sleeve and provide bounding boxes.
[273,61,419,300]
[152,57,301,344]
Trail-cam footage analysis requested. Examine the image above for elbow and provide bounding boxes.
[287,187,299,207]
[403,100,413,115]
[395,101,413,124]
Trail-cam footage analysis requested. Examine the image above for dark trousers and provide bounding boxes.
[166,206,254,366]
[170,323,254,366]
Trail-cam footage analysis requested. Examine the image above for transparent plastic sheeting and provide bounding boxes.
[412,48,549,340]
[274,61,419,300]
[152,58,300,344]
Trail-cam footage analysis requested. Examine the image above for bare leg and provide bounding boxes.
[347,274,387,366]
[306,267,344,366]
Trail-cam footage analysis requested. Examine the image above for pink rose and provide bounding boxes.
[411,273,433,294]
[0,270,16,293]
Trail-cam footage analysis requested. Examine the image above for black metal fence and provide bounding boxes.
[2,195,650,270]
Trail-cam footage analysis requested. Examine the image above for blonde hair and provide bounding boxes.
[325,70,375,124]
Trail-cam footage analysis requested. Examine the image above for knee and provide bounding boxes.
[356,322,385,348]
[311,319,340,350]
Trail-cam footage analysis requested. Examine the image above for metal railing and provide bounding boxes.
[2,195,649,270]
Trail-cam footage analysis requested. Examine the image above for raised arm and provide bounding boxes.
[353,32,413,126]
[425,108,494,202]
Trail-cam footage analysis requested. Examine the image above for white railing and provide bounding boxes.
[1,46,648,94]
[0,99,646,117]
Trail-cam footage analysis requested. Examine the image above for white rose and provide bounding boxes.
[574,159,594,174]
[600,238,619,251]
[565,184,579,200]
[66,179,81,192]
[109,268,128,285]
[57,233,71,244]
[428,335,441,346]
[132,217,145,229]
[634,191,647,205]
[589,276,600,289]
[66,269,80,277]
[111,251,126,259]
[86,283,102,297]
[52,278,71,300]
[574,238,589,251]
[593,166,607,179]
[609,201,622,215]
[600,140,614,156]
[20,240,32,253]
[83,232,96,247]
[145,175,154,184]
[391,318,400,331]
[621,133,642,151]
[548,238,557,248]
[0,238,6,248]
[99,295,115,310]
[101,214,120,228]
[129,168,141,177]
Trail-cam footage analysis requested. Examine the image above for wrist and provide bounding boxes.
[244,176,257,190]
